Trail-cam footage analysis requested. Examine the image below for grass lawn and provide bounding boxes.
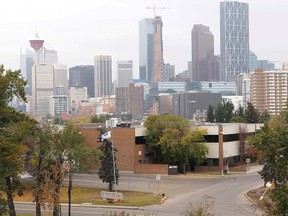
[14,182,163,207]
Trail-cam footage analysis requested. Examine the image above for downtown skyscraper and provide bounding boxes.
[94,55,112,97]
[139,16,165,83]
[220,1,249,82]
[191,24,214,82]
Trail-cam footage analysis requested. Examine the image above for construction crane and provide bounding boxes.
[147,4,169,17]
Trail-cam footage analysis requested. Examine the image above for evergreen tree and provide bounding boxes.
[214,104,224,122]
[97,129,119,191]
[206,105,214,123]
[259,110,270,123]
[244,102,259,123]
[223,100,234,122]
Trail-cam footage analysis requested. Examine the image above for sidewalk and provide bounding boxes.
[246,164,263,174]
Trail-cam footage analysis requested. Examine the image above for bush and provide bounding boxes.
[184,195,215,216]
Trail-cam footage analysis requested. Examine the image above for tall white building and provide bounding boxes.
[32,63,54,116]
[117,60,133,87]
[94,55,112,97]
[53,64,68,90]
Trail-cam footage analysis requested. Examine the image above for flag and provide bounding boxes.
[101,131,112,141]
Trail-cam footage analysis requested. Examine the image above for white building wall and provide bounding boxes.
[117,60,133,87]
[32,63,54,116]
[223,141,240,157]
[204,143,219,158]
[53,64,68,90]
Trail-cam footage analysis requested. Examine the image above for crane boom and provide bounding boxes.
[147,5,169,17]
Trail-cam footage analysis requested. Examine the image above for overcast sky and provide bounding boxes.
[1,0,288,78]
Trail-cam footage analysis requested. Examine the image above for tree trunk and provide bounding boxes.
[5,177,16,216]
[53,180,61,216]
[35,175,42,216]
[36,128,44,216]
[68,170,72,216]
[109,182,112,192]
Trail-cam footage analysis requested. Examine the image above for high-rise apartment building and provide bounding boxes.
[191,24,214,81]
[115,83,144,120]
[220,1,249,82]
[69,65,94,98]
[139,16,165,83]
[250,69,288,115]
[139,18,154,81]
[94,55,112,97]
[164,63,175,81]
[49,86,68,116]
[117,60,133,87]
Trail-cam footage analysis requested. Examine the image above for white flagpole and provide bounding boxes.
[111,133,117,192]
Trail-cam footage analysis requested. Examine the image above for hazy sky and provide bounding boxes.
[1,0,288,78]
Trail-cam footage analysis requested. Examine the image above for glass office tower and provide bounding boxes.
[220,1,249,82]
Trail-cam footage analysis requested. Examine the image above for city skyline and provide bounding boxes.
[1,0,288,78]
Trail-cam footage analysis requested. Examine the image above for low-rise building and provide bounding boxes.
[76,122,262,174]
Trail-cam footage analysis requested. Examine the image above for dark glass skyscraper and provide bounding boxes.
[69,65,94,97]
[191,24,214,81]
[220,1,249,82]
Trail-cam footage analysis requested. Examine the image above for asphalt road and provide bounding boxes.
[145,172,263,216]
[17,166,263,216]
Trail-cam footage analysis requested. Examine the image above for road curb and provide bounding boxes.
[244,193,258,206]
[14,201,144,210]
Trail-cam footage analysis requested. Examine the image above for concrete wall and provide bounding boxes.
[205,143,219,158]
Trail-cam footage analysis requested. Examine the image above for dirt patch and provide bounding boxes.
[246,187,275,213]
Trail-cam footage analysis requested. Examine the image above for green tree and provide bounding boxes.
[97,129,119,192]
[49,123,89,216]
[91,114,111,123]
[0,65,28,216]
[231,105,245,123]
[144,114,208,173]
[244,102,259,123]
[144,114,188,162]
[0,122,27,216]
[259,110,270,123]
[206,105,214,123]
[249,112,288,215]
[64,123,100,216]
[223,100,234,122]
[214,104,224,123]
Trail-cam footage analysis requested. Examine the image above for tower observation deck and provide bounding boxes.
[29,34,44,51]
